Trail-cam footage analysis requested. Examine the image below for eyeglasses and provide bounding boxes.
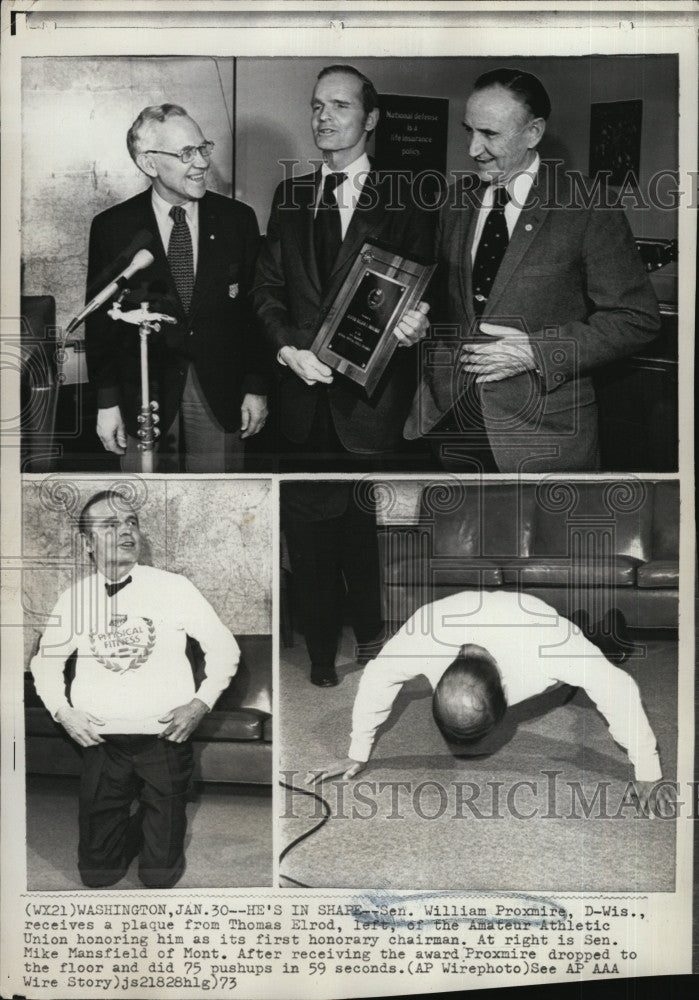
[144,141,215,164]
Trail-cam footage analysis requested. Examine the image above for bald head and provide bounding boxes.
[432,645,507,746]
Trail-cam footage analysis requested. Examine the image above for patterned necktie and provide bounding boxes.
[168,205,194,313]
[472,186,510,316]
[314,172,346,289]
[105,575,132,598]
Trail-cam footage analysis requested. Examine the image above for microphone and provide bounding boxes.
[67,246,155,334]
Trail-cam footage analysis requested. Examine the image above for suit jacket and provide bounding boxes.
[280,481,352,523]
[85,188,266,438]
[405,164,661,472]
[252,169,435,454]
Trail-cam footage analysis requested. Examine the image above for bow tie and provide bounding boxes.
[105,576,132,598]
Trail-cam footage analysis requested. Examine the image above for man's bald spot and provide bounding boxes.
[432,647,507,743]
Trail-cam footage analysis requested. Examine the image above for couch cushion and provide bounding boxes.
[501,556,638,587]
[531,481,654,561]
[651,483,679,559]
[430,562,504,587]
[26,706,69,737]
[419,482,536,558]
[197,710,264,741]
[385,551,502,587]
[191,634,271,716]
[636,560,679,589]
[26,702,264,742]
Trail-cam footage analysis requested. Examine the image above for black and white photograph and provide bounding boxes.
[279,478,678,891]
[19,53,678,475]
[1,2,695,998]
[22,476,272,890]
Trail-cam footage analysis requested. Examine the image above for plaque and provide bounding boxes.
[311,240,436,396]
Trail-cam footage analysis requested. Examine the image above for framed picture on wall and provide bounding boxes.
[589,98,643,186]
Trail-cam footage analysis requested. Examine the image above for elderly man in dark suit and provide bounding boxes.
[85,103,268,472]
[253,64,434,471]
[405,68,660,473]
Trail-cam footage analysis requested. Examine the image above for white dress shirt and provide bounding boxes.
[151,188,199,275]
[315,152,371,240]
[471,152,540,263]
[277,152,371,369]
[31,563,239,733]
[348,589,661,782]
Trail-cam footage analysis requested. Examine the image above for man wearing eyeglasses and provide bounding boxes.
[84,104,268,472]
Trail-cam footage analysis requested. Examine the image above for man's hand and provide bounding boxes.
[96,405,127,454]
[240,393,268,439]
[55,705,105,747]
[158,697,209,742]
[306,759,365,784]
[631,780,677,818]
[393,301,430,347]
[279,346,334,386]
[460,322,536,383]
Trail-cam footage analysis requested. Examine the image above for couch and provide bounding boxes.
[24,634,272,785]
[381,480,679,630]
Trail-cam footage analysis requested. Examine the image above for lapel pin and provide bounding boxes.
[229,283,239,299]
[525,224,533,232]
[210,234,215,240]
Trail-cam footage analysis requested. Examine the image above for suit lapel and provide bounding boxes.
[483,170,550,317]
[140,189,187,323]
[327,171,386,286]
[189,192,218,322]
[458,182,484,326]
[289,171,323,294]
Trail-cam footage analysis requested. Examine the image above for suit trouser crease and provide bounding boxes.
[123,365,244,473]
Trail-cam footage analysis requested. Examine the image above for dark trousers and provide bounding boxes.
[429,392,498,473]
[78,735,193,889]
[278,389,413,473]
[283,495,383,670]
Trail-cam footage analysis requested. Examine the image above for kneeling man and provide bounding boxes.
[30,488,239,888]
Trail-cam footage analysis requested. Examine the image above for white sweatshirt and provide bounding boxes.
[349,590,662,782]
[30,563,239,733]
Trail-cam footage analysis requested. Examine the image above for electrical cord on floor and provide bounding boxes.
[278,780,332,888]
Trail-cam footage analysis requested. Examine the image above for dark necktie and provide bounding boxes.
[105,576,132,598]
[314,172,346,289]
[168,205,194,313]
[472,186,510,316]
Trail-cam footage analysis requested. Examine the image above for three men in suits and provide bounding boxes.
[85,104,268,472]
[253,65,433,470]
[405,68,661,472]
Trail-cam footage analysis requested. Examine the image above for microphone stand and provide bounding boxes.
[107,298,176,473]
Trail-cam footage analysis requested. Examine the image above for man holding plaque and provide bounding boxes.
[405,68,660,472]
[253,65,434,470]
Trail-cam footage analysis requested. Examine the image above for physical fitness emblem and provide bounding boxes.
[89,615,156,673]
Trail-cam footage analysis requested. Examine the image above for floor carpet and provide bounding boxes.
[279,628,677,892]
[27,778,272,889]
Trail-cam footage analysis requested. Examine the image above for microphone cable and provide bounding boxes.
[278,779,332,889]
